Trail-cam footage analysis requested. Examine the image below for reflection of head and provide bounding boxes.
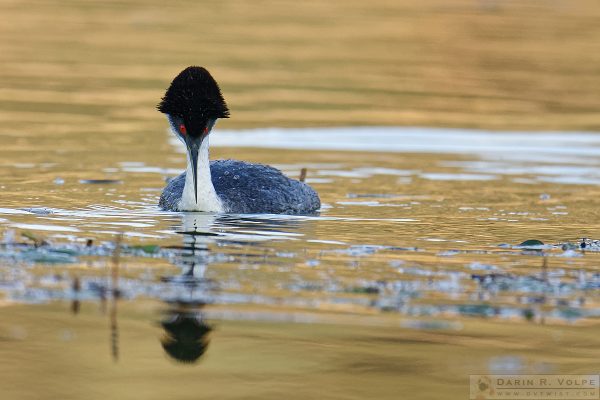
[160,312,211,363]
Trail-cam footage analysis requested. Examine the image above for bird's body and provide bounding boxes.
[160,159,320,214]
[157,66,320,214]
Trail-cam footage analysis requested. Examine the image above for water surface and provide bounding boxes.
[1,126,600,399]
[2,0,600,397]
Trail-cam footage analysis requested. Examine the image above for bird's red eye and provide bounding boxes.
[179,124,186,135]
[203,127,208,134]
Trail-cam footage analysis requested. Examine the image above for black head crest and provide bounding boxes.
[157,66,230,120]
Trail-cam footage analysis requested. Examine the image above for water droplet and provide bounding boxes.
[233,175,239,180]
[224,171,229,176]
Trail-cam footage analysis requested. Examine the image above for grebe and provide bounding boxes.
[158,66,320,214]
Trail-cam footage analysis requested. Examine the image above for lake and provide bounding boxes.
[1,126,600,399]
[1,0,600,398]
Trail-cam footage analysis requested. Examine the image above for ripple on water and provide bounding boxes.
[1,127,600,327]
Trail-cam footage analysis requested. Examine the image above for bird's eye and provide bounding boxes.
[203,127,208,134]
[179,124,187,135]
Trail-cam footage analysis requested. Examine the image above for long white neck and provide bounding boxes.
[179,137,224,212]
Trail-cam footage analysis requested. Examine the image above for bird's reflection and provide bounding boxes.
[160,212,308,364]
[158,213,218,364]
[160,301,211,364]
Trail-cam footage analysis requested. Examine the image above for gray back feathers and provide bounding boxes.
[159,160,320,214]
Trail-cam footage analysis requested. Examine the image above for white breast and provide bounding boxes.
[178,138,224,212]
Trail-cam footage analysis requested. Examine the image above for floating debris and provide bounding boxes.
[129,245,160,255]
[0,226,598,325]
[517,239,544,248]
[578,238,600,251]
[21,231,49,247]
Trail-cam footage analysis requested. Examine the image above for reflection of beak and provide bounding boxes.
[184,135,204,203]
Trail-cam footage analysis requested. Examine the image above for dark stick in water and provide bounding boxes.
[299,168,307,183]
[109,234,122,362]
[71,276,80,315]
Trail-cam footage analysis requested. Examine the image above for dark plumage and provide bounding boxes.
[157,66,229,136]
[160,160,321,214]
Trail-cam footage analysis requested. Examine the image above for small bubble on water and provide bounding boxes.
[224,171,230,176]
[54,177,65,185]
[233,175,239,180]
